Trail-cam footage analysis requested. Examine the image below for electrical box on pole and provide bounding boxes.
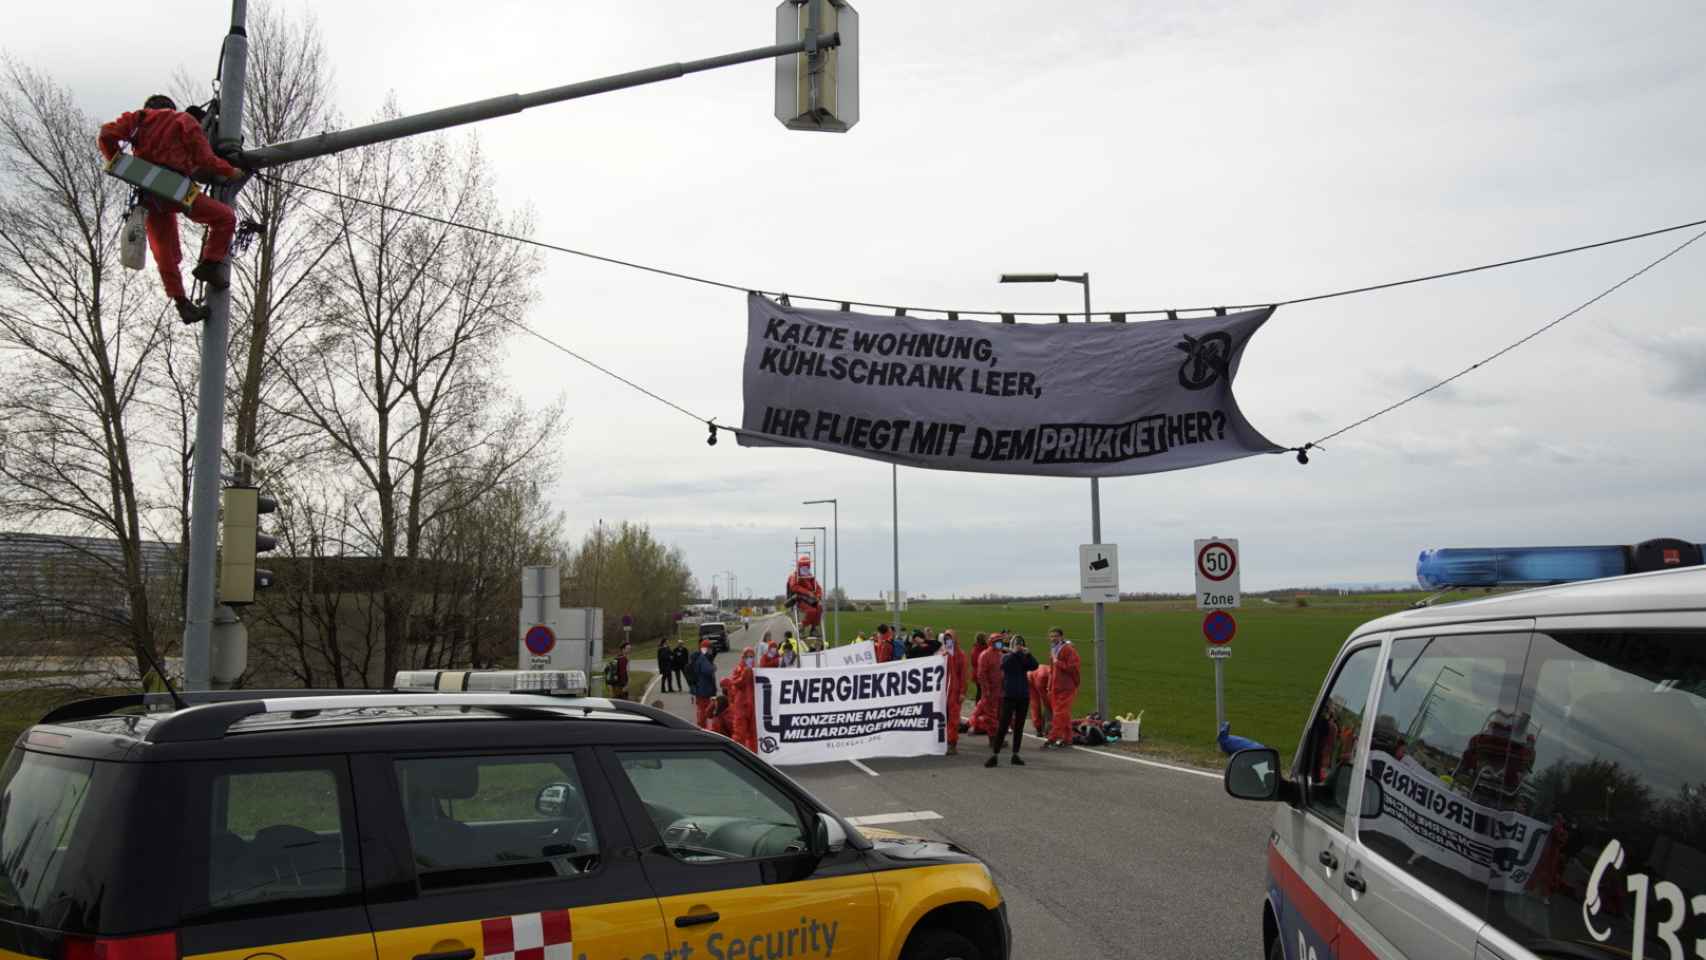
[775,0,858,132]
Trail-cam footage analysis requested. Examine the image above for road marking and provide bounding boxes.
[849,759,880,777]
[845,810,942,826]
[1023,733,1220,781]
[641,671,663,703]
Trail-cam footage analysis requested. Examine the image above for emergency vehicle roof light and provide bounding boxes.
[392,669,588,696]
[1416,539,1705,589]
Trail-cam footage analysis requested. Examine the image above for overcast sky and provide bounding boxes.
[16,1,1705,599]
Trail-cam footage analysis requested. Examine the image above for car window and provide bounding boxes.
[1357,632,1529,917]
[616,750,808,863]
[0,752,95,921]
[1299,644,1381,830]
[208,762,359,911]
[395,754,599,890]
[1484,628,1706,960]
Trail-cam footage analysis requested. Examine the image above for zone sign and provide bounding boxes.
[1194,538,1241,610]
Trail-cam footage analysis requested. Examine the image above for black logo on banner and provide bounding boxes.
[1175,331,1233,390]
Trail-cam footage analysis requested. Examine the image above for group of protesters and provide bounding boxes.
[661,620,1082,766]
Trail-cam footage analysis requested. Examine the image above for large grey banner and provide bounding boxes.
[739,294,1282,477]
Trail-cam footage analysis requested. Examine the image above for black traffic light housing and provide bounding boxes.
[218,486,277,605]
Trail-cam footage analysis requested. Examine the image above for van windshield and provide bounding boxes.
[0,751,97,922]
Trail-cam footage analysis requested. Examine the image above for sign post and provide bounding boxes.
[1195,538,1241,732]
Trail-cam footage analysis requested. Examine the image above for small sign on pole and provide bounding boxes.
[1194,538,1241,610]
[1079,544,1120,604]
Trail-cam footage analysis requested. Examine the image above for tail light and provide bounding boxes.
[63,932,178,960]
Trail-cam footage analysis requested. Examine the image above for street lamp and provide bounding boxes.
[802,498,840,645]
[998,271,1109,720]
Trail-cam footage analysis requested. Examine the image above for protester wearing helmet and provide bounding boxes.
[785,555,824,637]
[940,630,969,755]
[1045,627,1081,748]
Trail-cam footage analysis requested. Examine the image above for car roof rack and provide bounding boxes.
[39,689,695,743]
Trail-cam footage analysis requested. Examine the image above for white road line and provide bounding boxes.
[849,759,880,777]
[640,671,663,704]
[1022,733,1221,781]
[845,810,942,826]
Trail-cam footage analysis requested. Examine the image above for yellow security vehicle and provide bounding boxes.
[0,671,1008,960]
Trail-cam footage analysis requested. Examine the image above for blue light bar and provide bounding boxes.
[1417,546,1630,589]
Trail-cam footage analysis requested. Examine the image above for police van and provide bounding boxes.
[1224,560,1706,960]
[0,671,1008,960]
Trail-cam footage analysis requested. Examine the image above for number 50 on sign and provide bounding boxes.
[1194,538,1241,610]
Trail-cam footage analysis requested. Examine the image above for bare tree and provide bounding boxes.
[271,115,562,679]
[0,62,174,677]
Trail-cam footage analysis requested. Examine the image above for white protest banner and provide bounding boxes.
[799,640,876,669]
[1363,751,1553,892]
[740,293,1282,477]
[753,655,949,766]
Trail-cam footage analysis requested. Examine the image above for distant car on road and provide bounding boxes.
[698,620,728,652]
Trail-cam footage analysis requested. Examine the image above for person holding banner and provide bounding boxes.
[728,646,758,751]
[987,635,1039,767]
[873,624,895,663]
[1029,661,1054,737]
[1045,628,1082,748]
[969,633,1003,735]
[940,631,969,755]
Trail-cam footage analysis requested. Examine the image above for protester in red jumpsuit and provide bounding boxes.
[784,555,824,637]
[940,631,968,754]
[728,645,758,752]
[1028,662,1054,736]
[97,95,241,326]
[1045,628,1081,747]
[873,623,894,663]
[969,635,989,700]
[758,634,781,669]
[968,633,1005,735]
[710,679,737,737]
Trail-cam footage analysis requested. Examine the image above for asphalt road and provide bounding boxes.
[646,614,1277,960]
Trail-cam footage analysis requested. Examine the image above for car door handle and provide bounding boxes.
[414,950,475,960]
[1344,870,1367,893]
[676,911,721,928]
[1318,850,1338,870]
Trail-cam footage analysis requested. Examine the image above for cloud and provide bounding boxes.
[1619,329,1706,400]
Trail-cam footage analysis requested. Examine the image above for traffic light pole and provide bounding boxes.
[182,1,249,691]
[180,7,846,689]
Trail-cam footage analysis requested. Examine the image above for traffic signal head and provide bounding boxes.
[219,486,277,605]
[774,0,858,133]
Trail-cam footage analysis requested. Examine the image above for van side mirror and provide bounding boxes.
[1225,748,1291,802]
[535,782,574,818]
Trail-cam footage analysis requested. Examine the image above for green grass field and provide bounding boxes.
[822,594,1455,766]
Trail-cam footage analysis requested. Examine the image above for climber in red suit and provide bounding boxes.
[97,95,241,325]
[785,555,824,639]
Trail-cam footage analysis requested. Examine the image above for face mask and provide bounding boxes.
[743,656,754,666]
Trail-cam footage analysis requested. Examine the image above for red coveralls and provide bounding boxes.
[786,570,824,631]
[759,641,781,669]
[1028,664,1053,736]
[711,679,736,737]
[97,108,240,300]
[1048,642,1082,744]
[728,647,758,752]
[873,631,893,663]
[941,639,968,750]
[968,643,1003,735]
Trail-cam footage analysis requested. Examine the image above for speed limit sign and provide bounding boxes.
[1194,538,1241,610]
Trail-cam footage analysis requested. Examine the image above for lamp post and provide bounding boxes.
[802,498,839,645]
[997,271,1109,720]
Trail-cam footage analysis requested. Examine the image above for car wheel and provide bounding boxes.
[902,928,982,960]
[1267,932,1284,960]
